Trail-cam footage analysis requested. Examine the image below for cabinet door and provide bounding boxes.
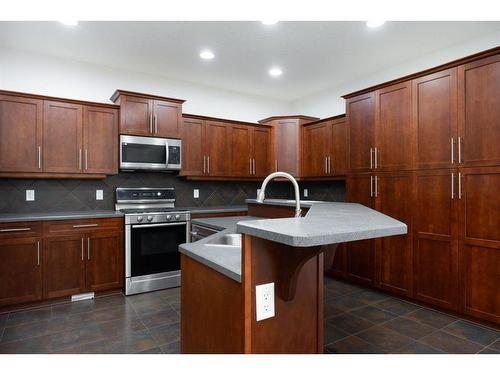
[120,95,152,136]
[375,82,413,171]
[230,125,252,177]
[413,69,458,170]
[458,54,500,168]
[347,93,375,173]
[181,118,205,176]
[331,118,347,176]
[275,119,300,175]
[205,121,231,176]
[153,100,181,138]
[0,95,43,173]
[252,127,272,178]
[43,235,86,299]
[413,169,459,310]
[346,174,375,285]
[375,173,412,296]
[0,237,42,306]
[303,122,330,177]
[83,106,118,175]
[459,167,500,323]
[43,100,83,173]
[86,231,124,292]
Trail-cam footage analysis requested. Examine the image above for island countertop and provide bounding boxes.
[180,200,407,283]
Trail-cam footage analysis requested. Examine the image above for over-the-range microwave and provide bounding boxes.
[120,135,181,171]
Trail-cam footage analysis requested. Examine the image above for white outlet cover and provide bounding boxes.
[96,190,104,200]
[193,189,199,199]
[256,282,275,321]
[304,189,309,198]
[26,189,35,201]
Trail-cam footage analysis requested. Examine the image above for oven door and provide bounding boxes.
[126,222,188,278]
[120,135,168,170]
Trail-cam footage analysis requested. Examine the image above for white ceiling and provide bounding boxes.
[0,21,500,101]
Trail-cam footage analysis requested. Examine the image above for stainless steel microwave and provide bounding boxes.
[120,135,181,171]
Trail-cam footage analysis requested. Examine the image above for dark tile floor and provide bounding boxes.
[0,277,499,354]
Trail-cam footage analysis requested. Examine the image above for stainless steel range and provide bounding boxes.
[115,187,190,295]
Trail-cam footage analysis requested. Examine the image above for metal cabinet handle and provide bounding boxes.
[87,237,90,260]
[370,175,374,197]
[450,138,454,164]
[37,241,40,266]
[275,160,278,172]
[370,147,373,169]
[38,146,42,169]
[78,149,82,170]
[249,159,252,175]
[325,157,328,174]
[458,137,462,164]
[451,173,455,199]
[81,238,84,260]
[374,147,378,169]
[207,156,210,174]
[253,159,256,175]
[329,156,332,174]
[154,114,158,134]
[149,114,153,134]
[374,175,378,197]
[85,149,88,170]
[0,227,31,232]
[458,173,462,199]
[73,224,98,228]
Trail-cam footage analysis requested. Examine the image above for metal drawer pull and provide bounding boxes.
[370,175,373,197]
[87,237,90,260]
[37,241,40,266]
[81,238,84,260]
[450,138,454,164]
[374,175,378,197]
[458,173,462,199]
[451,173,455,199]
[0,227,31,232]
[370,148,373,169]
[73,224,99,228]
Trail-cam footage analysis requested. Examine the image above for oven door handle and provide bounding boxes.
[131,222,187,229]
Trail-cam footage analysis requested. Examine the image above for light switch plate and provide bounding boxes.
[26,189,35,201]
[256,282,275,321]
[96,190,103,200]
[193,189,199,199]
[304,189,309,198]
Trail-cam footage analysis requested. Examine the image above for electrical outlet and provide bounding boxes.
[96,190,103,200]
[304,189,309,198]
[26,189,35,201]
[256,282,275,321]
[193,189,199,199]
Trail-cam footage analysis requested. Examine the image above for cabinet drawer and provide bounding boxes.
[43,218,123,235]
[0,221,42,239]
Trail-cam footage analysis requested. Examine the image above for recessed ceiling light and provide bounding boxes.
[59,20,79,26]
[261,20,279,25]
[199,50,215,60]
[269,67,283,77]
[366,20,386,28]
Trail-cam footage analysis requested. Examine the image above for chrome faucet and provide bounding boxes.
[256,172,302,218]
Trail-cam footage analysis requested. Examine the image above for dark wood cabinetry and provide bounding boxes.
[181,117,205,176]
[303,115,347,177]
[0,222,42,306]
[347,93,375,173]
[0,94,43,173]
[252,127,272,177]
[111,90,184,139]
[205,121,232,177]
[0,90,119,179]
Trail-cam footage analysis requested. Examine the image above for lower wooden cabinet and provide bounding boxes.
[0,236,42,306]
[0,218,124,308]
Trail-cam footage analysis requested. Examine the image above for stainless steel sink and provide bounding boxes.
[206,233,242,247]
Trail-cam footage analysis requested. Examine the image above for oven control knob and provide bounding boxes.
[147,216,153,222]
[166,215,172,220]
[175,214,181,220]
[137,216,143,222]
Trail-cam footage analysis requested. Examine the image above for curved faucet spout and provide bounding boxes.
[256,172,302,218]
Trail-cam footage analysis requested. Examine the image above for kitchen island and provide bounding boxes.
[179,199,406,353]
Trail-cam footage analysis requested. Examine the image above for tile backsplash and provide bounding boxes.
[0,173,345,213]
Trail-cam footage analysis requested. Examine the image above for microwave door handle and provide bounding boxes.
[165,142,170,168]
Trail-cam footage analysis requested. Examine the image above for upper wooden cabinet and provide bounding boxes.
[259,115,319,177]
[347,93,375,173]
[0,90,119,178]
[413,69,458,170]
[302,115,347,177]
[111,90,184,139]
[458,54,500,168]
[375,82,413,171]
[181,115,272,179]
[0,94,43,173]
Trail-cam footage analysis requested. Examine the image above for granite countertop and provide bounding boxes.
[180,200,407,283]
[0,210,124,223]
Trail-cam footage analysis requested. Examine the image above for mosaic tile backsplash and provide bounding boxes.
[0,173,345,213]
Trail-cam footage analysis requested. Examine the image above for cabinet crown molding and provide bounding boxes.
[110,89,186,104]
